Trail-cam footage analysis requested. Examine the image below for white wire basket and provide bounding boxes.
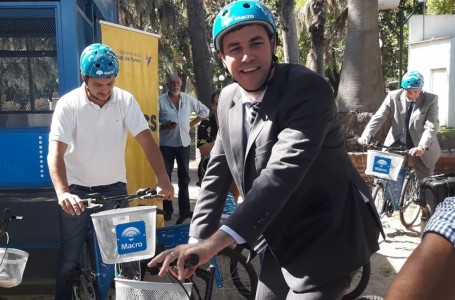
[115,278,192,300]
[91,206,156,264]
[0,248,29,288]
[365,150,405,181]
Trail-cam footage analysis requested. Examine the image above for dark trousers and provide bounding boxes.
[55,182,127,299]
[255,249,354,300]
[160,146,191,215]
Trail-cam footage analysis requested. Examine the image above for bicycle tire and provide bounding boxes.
[195,247,257,300]
[72,240,97,300]
[342,261,371,300]
[372,182,386,216]
[399,174,421,228]
[222,247,258,299]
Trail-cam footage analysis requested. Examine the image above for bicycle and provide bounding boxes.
[141,211,258,300]
[67,187,164,300]
[365,142,421,228]
[0,208,29,289]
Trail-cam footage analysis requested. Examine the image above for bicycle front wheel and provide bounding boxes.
[72,241,97,300]
[399,175,421,228]
[210,247,258,299]
[372,182,386,216]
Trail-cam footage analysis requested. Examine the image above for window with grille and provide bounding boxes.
[0,7,58,128]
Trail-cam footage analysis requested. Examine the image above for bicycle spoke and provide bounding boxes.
[210,248,258,300]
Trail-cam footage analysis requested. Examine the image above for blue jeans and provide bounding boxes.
[55,182,127,299]
[160,146,191,215]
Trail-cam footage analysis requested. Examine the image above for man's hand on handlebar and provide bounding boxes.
[57,192,85,216]
[155,179,174,201]
[409,146,426,157]
[357,136,370,146]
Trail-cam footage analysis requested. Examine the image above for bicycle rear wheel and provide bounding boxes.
[372,181,386,216]
[342,261,371,300]
[399,174,421,228]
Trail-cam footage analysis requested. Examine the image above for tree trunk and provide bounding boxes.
[305,0,326,75]
[336,0,385,113]
[281,0,300,64]
[186,0,214,107]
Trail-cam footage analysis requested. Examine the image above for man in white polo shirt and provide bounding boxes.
[47,43,174,299]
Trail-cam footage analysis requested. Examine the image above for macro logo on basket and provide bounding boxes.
[116,221,147,254]
[372,156,391,175]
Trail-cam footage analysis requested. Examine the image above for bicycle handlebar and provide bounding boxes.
[0,208,23,242]
[81,187,165,209]
[184,254,199,267]
[367,141,409,156]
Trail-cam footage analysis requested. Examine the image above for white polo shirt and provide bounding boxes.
[49,84,149,186]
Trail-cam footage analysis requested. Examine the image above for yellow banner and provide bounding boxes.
[100,21,164,226]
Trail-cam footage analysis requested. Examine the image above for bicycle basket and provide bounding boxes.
[91,206,156,264]
[0,248,29,288]
[365,150,405,181]
[115,278,192,300]
[156,223,190,249]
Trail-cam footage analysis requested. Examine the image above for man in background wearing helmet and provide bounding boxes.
[48,43,174,299]
[358,70,441,180]
[149,1,383,299]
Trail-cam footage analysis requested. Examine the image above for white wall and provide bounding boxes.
[408,15,455,127]
[409,15,455,43]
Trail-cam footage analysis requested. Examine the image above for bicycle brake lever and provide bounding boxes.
[81,199,103,209]
[135,187,151,196]
[140,192,164,200]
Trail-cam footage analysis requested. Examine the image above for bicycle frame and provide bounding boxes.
[88,222,115,299]
[367,142,422,229]
[376,166,409,213]
[72,188,162,300]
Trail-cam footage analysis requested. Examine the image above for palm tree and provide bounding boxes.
[280,0,300,63]
[297,0,347,78]
[185,0,214,105]
[336,0,385,113]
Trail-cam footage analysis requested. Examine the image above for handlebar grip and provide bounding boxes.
[184,254,199,267]
[3,208,23,220]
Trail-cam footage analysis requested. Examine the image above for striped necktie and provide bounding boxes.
[249,102,260,126]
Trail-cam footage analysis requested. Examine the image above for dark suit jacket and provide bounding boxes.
[190,64,382,292]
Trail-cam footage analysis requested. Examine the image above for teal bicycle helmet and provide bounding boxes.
[80,43,119,78]
[401,71,424,89]
[212,0,277,51]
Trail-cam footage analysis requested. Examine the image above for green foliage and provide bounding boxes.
[426,0,455,14]
[119,0,454,93]
[438,126,455,135]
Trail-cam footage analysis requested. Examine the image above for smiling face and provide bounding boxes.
[219,24,275,97]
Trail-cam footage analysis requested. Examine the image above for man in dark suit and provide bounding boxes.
[149,1,383,299]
